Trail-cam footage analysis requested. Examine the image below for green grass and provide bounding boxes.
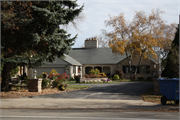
[66,85,90,90]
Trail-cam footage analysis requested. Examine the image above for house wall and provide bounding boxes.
[116,57,159,79]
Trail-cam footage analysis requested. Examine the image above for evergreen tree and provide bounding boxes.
[1,1,84,91]
[162,24,179,78]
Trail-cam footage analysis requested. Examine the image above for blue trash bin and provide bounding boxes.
[157,78,179,105]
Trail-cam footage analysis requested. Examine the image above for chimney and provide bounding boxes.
[85,37,98,48]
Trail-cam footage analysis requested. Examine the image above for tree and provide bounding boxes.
[1,1,84,91]
[102,9,176,80]
[162,24,179,78]
[94,35,108,48]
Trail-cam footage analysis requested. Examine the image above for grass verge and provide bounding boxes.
[66,85,90,90]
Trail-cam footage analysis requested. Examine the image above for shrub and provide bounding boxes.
[11,66,19,77]
[89,69,96,75]
[74,75,80,83]
[119,70,124,79]
[52,80,59,88]
[138,77,144,80]
[88,68,100,75]
[42,79,49,89]
[146,77,152,80]
[113,74,120,80]
[95,68,100,75]
[49,68,59,75]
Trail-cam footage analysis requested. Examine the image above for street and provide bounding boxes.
[1,82,179,120]
[1,108,179,120]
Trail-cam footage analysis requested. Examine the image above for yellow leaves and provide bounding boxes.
[104,9,176,62]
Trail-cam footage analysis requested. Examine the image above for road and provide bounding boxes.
[1,82,179,120]
[1,108,179,120]
[32,82,154,100]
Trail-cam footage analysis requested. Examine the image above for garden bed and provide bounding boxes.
[1,85,90,99]
[80,77,110,83]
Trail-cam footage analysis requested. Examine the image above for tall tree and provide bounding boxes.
[1,1,84,91]
[102,9,176,80]
[162,24,179,78]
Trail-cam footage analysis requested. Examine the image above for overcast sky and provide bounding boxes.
[67,0,180,48]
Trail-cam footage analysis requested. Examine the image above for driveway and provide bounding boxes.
[32,82,154,100]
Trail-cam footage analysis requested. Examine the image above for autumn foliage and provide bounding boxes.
[102,9,176,79]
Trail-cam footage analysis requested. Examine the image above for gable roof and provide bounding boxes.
[63,54,82,66]
[69,48,127,64]
[69,48,161,65]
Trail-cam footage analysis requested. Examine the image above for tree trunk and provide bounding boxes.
[126,52,133,80]
[1,62,12,91]
[134,51,144,80]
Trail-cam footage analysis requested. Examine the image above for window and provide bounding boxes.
[140,65,150,74]
[123,66,129,74]
[123,66,139,74]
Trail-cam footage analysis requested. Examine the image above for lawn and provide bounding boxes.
[66,85,91,90]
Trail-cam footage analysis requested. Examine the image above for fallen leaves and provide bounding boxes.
[0,88,64,99]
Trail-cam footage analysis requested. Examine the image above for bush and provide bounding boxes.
[88,68,100,75]
[74,75,80,83]
[138,77,144,80]
[89,69,96,75]
[11,66,19,77]
[115,69,124,79]
[49,68,59,75]
[95,68,100,75]
[113,74,120,80]
[42,79,49,89]
[52,80,59,88]
[119,70,124,79]
[146,77,152,80]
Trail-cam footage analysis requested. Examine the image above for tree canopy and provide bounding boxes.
[1,1,84,91]
[102,9,177,79]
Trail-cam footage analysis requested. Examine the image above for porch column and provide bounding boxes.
[82,66,85,75]
[69,66,73,78]
[75,66,78,75]
[80,66,82,78]
[110,66,114,77]
[102,66,104,73]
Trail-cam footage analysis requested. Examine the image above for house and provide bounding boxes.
[29,37,161,79]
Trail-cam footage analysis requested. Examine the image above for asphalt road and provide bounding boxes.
[32,82,154,100]
[1,108,179,120]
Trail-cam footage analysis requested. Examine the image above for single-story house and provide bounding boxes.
[28,38,161,79]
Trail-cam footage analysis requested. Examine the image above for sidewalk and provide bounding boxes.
[0,98,178,111]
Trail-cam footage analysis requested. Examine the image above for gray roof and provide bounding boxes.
[69,48,127,64]
[64,54,82,66]
[69,48,161,65]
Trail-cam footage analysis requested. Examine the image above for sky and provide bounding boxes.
[66,0,180,48]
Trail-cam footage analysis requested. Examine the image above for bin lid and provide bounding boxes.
[157,78,179,81]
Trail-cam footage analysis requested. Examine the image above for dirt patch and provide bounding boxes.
[0,88,75,99]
